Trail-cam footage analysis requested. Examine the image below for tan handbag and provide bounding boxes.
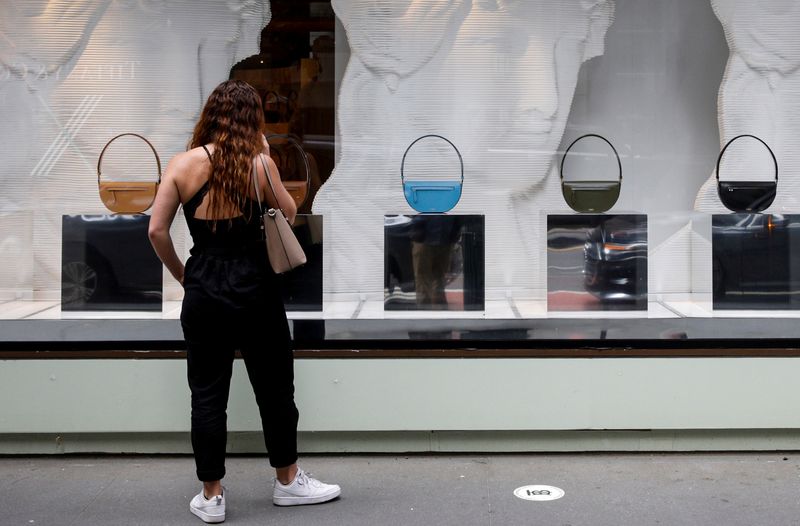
[265,134,310,209]
[97,133,161,214]
[253,154,306,273]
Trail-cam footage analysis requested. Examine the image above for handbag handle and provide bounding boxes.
[715,134,778,183]
[251,152,282,215]
[97,133,162,184]
[560,133,622,183]
[265,133,311,198]
[401,134,464,185]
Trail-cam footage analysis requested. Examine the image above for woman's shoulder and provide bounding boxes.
[169,146,211,172]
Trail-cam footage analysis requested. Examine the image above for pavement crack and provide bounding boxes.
[67,470,118,526]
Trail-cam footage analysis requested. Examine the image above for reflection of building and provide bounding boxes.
[230,3,336,214]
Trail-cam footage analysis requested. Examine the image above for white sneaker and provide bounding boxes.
[189,488,226,523]
[273,468,341,506]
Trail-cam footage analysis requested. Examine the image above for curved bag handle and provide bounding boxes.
[401,134,464,186]
[560,133,622,184]
[265,133,311,207]
[715,134,778,183]
[97,132,162,185]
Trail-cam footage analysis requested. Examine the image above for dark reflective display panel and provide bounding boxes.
[712,213,800,310]
[279,214,323,311]
[385,214,484,311]
[547,214,648,311]
[61,214,162,311]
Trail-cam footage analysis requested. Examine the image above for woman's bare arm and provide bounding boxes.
[148,155,186,284]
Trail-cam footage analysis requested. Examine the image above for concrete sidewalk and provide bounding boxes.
[2,453,799,525]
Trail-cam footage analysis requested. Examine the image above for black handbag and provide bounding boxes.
[560,134,622,213]
[716,134,778,213]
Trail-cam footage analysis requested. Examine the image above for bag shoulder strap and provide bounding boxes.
[259,153,282,207]
[715,134,778,183]
[401,134,464,185]
[560,133,622,183]
[252,157,263,214]
[252,153,282,209]
[97,133,162,184]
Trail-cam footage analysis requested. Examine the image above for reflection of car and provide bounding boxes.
[61,215,162,311]
[712,213,800,309]
[583,216,648,304]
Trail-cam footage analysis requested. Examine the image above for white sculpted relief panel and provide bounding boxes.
[316,0,615,299]
[695,0,800,213]
[0,0,268,298]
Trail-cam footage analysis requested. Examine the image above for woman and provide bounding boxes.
[148,79,340,524]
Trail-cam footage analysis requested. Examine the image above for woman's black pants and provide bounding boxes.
[181,266,299,482]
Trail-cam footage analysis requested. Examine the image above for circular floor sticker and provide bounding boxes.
[513,485,565,502]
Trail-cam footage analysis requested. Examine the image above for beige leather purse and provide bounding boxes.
[97,133,161,214]
[253,154,306,274]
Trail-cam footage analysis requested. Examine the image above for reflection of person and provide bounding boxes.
[148,80,340,522]
[0,1,267,298]
[410,215,461,308]
[315,0,614,300]
[695,0,800,213]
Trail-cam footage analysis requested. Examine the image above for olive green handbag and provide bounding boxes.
[560,134,622,213]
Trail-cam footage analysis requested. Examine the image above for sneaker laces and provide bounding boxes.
[296,469,324,488]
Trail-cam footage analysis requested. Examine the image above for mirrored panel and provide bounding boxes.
[61,215,162,311]
[384,215,484,311]
[280,214,323,311]
[712,214,800,310]
[547,214,648,311]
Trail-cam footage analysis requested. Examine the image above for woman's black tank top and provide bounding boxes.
[183,145,264,255]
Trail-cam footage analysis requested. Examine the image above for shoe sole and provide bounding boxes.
[190,505,226,523]
[273,488,341,506]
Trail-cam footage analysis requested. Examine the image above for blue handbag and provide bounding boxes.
[401,134,464,213]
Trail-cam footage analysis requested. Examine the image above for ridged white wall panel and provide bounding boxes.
[315,0,616,299]
[0,1,269,298]
[695,0,800,213]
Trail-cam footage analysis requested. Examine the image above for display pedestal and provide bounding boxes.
[712,213,800,310]
[547,214,648,311]
[61,214,162,311]
[280,214,323,311]
[384,214,484,311]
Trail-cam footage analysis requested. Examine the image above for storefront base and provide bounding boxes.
[2,357,800,455]
[3,430,800,455]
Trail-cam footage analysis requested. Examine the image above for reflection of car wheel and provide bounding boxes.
[62,262,98,305]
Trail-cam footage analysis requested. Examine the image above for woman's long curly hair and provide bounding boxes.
[189,79,265,227]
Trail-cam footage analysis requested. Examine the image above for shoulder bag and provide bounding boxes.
[97,133,161,214]
[401,134,464,214]
[253,154,307,273]
[560,133,622,214]
[716,134,778,213]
